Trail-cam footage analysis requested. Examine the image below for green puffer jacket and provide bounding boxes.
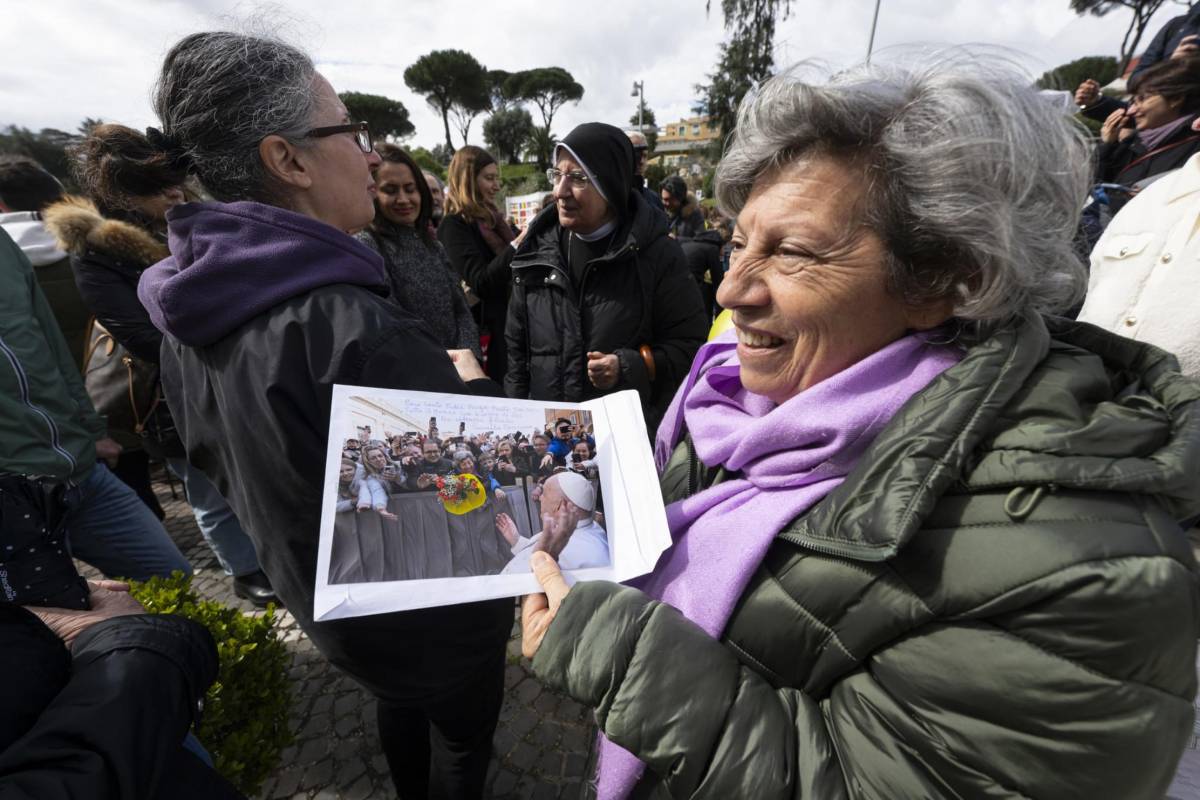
[534,314,1200,799]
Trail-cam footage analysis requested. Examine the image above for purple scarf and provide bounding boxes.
[1137,113,1194,152]
[595,330,963,799]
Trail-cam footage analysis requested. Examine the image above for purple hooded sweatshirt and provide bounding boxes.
[138,200,387,344]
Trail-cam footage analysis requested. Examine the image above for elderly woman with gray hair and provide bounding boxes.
[133,30,511,799]
[515,58,1200,800]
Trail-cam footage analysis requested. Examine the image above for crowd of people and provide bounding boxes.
[1,11,1200,799]
[333,416,608,582]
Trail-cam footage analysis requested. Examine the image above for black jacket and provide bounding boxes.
[43,197,168,364]
[667,196,706,240]
[404,456,457,491]
[505,192,707,431]
[0,608,242,799]
[1096,116,1200,206]
[437,214,514,383]
[43,197,183,455]
[159,285,513,703]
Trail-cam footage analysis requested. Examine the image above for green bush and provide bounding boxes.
[129,572,293,797]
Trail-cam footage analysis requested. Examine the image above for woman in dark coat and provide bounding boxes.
[356,144,478,353]
[1096,56,1200,212]
[44,125,275,607]
[133,31,511,799]
[505,123,708,432]
[437,146,516,383]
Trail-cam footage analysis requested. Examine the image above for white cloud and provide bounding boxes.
[1,0,1188,147]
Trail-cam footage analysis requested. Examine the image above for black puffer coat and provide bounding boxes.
[1096,116,1200,213]
[505,193,707,430]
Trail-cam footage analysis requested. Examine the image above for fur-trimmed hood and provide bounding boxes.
[42,195,167,268]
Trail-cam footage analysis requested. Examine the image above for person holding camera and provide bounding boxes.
[406,439,457,491]
[361,445,407,501]
[492,439,521,486]
[1096,57,1200,211]
[566,439,598,480]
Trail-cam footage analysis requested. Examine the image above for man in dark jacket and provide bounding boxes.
[405,438,458,490]
[626,131,665,216]
[506,123,707,432]
[661,176,706,240]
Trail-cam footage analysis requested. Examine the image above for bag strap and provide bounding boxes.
[123,355,162,434]
[1117,134,1200,178]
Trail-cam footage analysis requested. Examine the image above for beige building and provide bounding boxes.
[651,115,720,168]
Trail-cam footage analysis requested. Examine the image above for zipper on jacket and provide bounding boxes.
[578,243,636,302]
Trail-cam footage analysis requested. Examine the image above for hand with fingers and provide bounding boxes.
[521,551,571,659]
[26,580,145,646]
[1100,108,1133,144]
[1172,34,1200,60]
[1074,78,1101,108]
[447,349,487,382]
[496,512,519,547]
[586,351,619,390]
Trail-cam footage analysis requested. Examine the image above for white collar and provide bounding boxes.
[571,218,618,242]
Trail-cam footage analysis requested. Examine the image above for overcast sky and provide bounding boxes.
[1,0,1189,150]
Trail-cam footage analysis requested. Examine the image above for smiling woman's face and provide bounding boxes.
[717,156,949,404]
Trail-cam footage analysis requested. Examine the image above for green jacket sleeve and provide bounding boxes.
[534,582,848,799]
[535,564,1197,800]
[18,238,106,440]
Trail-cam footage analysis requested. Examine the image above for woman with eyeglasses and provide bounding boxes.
[438,145,523,384]
[133,31,512,799]
[356,143,479,353]
[503,123,708,432]
[1096,56,1200,212]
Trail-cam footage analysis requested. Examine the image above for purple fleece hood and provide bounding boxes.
[138,201,387,346]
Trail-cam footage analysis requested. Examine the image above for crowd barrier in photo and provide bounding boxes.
[328,477,556,584]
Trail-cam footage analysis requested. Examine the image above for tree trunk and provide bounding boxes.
[441,107,454,154]
[1118,0,1167,73]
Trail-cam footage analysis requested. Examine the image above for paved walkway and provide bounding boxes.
[101,478,1200,799]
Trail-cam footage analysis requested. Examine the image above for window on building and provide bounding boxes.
[692,124,701,136]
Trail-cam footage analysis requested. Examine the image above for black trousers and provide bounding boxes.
[377,648,506,800]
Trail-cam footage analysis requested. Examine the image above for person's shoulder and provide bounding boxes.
[1103,159,1200,238]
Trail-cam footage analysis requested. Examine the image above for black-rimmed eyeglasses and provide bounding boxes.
[305,122,373,154]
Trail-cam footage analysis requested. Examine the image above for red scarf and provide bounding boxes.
[475,204,514,255]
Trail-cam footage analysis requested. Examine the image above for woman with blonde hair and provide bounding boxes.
[437,146,523,382]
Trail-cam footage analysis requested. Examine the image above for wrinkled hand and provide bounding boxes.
[537,500,577,559]
[94,436,122,465]
[495,512,519,546]
[27,580,144,647]
[1100,108,1132,144]
[586,352,619,390]
[1074,78,1101,108]
[447,349,487,383]
[521,552,571,659]
[539,453,555,470]
[1172,34,1200,60]
[416,473,434,489]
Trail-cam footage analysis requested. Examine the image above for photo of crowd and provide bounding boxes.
[327,395,609,584]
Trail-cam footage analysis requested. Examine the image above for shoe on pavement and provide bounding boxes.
[233,570,281,608]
